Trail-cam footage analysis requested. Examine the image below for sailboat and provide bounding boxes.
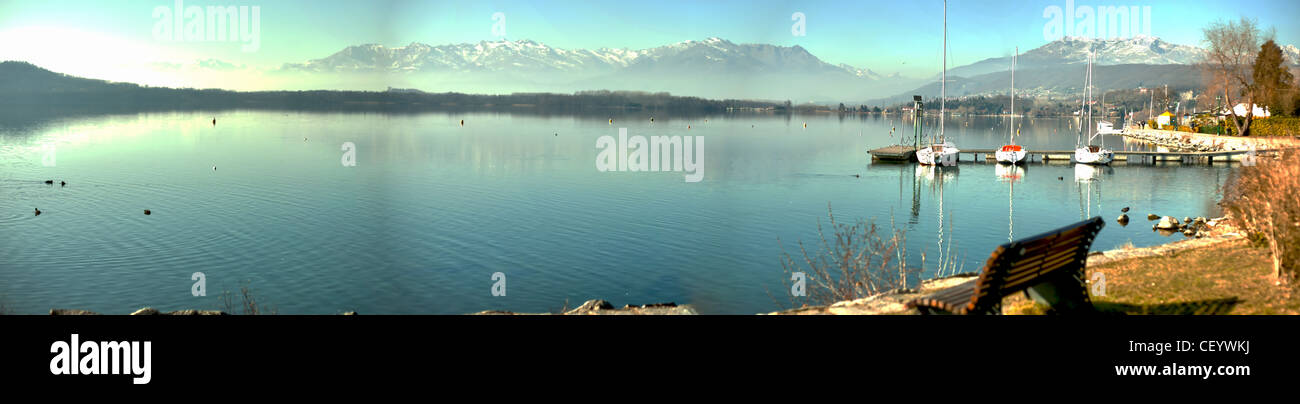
[1074,51,1115,165]
[996,47,1026,164]
[916,0,960,166]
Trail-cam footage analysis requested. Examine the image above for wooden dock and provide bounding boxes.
[868,145,919,162]
[956,149,1266,164]
[870,146,1273,164]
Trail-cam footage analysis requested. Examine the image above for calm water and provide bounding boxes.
[0,110,1234,314]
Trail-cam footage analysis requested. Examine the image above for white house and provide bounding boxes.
[1231,103,1270,118]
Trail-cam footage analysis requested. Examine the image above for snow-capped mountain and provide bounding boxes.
[280,37,922,102]
[1284,44,1300,65]
[947,36,1208,78]
[282,39,638,73]
[284,37,871,78]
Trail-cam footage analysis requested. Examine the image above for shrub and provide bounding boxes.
[218,280,278,315]
[776,204,916,307]
[1249,116,1300,137]
[1223,150,1300,283]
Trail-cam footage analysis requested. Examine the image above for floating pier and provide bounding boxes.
[867,145,919,162]
[869,147,1282,164]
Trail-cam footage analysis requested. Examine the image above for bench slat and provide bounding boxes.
[907,217,1104,315]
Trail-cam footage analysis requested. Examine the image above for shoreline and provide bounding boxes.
[1121,128,1300,152]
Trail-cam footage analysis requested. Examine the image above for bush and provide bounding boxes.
[776,204,917,307]
[1249,116,1300,137]
[1223,150,1300,283]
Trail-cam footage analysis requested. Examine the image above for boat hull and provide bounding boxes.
[995,149,1027,164]
[1074,147,1114,165]
[917,143,960,166]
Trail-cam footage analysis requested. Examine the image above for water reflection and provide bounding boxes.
[996,164,1026,243]
[1074,164,1114,220]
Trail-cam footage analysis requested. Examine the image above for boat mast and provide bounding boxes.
[940,0,946,144]
[1087,50,1094,145]
[1010,47,1016,145]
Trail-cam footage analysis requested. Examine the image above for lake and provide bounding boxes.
[0,110,1236,314]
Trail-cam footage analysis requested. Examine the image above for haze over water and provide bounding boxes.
[0,110,1233,314]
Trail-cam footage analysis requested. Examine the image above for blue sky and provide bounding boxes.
[2,0,1297,88]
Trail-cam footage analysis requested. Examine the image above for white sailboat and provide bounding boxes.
[996,47,1026,164]
[1074,50,1115,165]
[1095,92,1121,135]
[917,0,959,166]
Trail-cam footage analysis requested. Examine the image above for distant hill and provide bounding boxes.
[0,61,785,116]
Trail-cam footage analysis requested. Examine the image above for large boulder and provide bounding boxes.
[1156,216,1182,230]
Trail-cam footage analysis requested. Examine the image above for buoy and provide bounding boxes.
[212,118,216,126]
[34,208,41,216]
[213,166,217,170]
[44,180,53,184]
[460,119,464,126]
[803,123,807,128]
[60,181,66,186]
[143,209,152,215]
[609,118,613,124]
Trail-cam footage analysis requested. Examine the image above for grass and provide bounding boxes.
[1003,239,1300,315]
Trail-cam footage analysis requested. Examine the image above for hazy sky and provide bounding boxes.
[2,0,1297,90]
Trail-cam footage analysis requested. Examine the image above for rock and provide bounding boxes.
[342,311,358,315]
[130,307,160,315]
[1147,214,1160,220]
[566,299,614,314]
[164,309,226,315]
[50,309,99,315]
[1183,229,1196,237]
[1121,207,1130,213]
[1156,216,1182,230]
[1117,214,1130,226]
[1183,217,1192,226]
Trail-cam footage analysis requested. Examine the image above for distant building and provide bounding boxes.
[1157,111,1174,127]
[1231,103,1271,118]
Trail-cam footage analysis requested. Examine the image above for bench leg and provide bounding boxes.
[1025,273,1095,314]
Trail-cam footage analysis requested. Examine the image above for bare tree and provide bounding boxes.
[1201,18,1262,135]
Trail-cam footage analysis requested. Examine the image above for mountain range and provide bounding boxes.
[280,37,916,102]
[277,35,1298,104]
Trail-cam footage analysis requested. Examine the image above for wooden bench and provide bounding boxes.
[905,217,1106,315]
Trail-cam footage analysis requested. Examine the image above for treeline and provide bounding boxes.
[878,88,1201,118]
[1,61,789,114]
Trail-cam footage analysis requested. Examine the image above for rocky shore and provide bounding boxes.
[1121,128,1300,152]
